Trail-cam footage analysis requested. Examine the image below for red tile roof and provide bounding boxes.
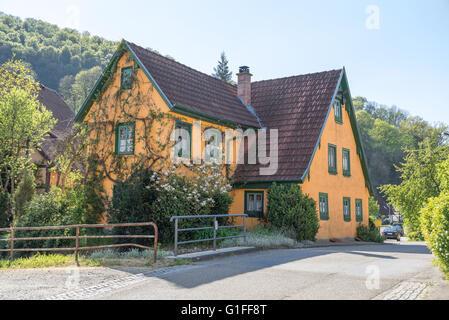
[37,85,74,160]
[126,41,260,128]
[234,69,343,183]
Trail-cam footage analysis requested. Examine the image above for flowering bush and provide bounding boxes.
[110,164,234,243]
[420,192,449,278]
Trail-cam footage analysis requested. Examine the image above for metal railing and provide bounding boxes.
[0,222,158,264]
[170,214,248,256]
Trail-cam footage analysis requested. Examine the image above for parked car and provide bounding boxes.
[392,224,404,236]
[382,227,401,241]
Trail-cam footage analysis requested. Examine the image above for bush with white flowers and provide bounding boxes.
[110,164,234,243]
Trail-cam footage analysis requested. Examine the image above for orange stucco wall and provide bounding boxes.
[86,50,369,239]
[85,51,240,199]
[301,103,370,239]
[229,103,370,239]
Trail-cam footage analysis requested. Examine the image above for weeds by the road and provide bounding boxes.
[0,248,184,270]
[0,253,100,269]
[221,226,303,249]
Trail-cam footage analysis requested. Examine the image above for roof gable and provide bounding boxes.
[75,40,260,128]
[234,68,373,194]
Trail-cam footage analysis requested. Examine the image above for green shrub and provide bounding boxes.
[266,183,319,242]
[356,224,384,243]
[14,169,36,220]
[420,192,449,278]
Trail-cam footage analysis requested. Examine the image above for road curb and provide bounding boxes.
[167,241,390,262]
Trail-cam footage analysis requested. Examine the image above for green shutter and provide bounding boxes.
[343,197,351,222]
[356,199,363,222]
[334,100,343,124]
[328,144,337,175]
[343,148,351,177]
[319,193,329,221]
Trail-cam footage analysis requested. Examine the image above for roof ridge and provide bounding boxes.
[252,69,343,85]
[124,40,237,90]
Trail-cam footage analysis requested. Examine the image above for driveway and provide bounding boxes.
[1,240,448,300]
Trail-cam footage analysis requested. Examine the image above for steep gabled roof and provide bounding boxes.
[75,40,260,128]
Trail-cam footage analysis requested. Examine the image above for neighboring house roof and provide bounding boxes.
[37,85,75,160]
[233,69,343,184]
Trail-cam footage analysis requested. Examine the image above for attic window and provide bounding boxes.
[121,67,133,90]
[334,99,342,124]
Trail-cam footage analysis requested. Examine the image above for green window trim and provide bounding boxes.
[204,127,222,163]
[342,148,351,177]
[115,122,135,155]
[356,199,363,222]
[120,66,133,90]
[343,197,351,222]
[174,120,192,160]
[334,99,343,124]
[319,193,329,221]
[244,191,264,219]
[328,144,337,175]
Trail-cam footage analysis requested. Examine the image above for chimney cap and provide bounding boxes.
[238,66,250,74]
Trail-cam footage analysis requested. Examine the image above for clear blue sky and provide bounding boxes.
[1,0,448,124]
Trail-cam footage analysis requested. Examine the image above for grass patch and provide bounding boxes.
[0,248,176,270]
[0,253,99,269]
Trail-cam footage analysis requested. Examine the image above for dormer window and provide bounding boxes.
[121,67,133,90]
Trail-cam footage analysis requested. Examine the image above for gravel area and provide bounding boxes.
[0,266,154,300]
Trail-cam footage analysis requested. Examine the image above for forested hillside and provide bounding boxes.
[0,11,117,110]
[353,97,448,189]
[0,11,447,194]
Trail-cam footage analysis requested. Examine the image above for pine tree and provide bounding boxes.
[212,52,233,83]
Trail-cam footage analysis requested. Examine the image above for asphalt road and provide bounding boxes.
[89,240,446,300]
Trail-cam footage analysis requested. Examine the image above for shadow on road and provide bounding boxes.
[143,242,432,289]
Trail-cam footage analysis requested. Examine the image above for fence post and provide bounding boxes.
[174,218,178,257]
[75,227,79,266]
[10,228,14,260]
[243,215,247,245]
[213,217,217,251]
[153,224,158,264]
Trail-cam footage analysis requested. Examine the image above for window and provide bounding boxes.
[342,148,351,177]
[204,128,221,163]
[343,197,351,222]
[334,99,342,123]
[328,144,337,174]
[121,67,133,90]
[356,199,363,222]
[174,121,192,160]
[319,193,329,221]
[245,191,264,218]
[115,123,135,155]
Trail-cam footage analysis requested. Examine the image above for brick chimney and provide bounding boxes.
[237,66,252,105]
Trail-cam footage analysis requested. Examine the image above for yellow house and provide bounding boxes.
[75,40,373,239]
